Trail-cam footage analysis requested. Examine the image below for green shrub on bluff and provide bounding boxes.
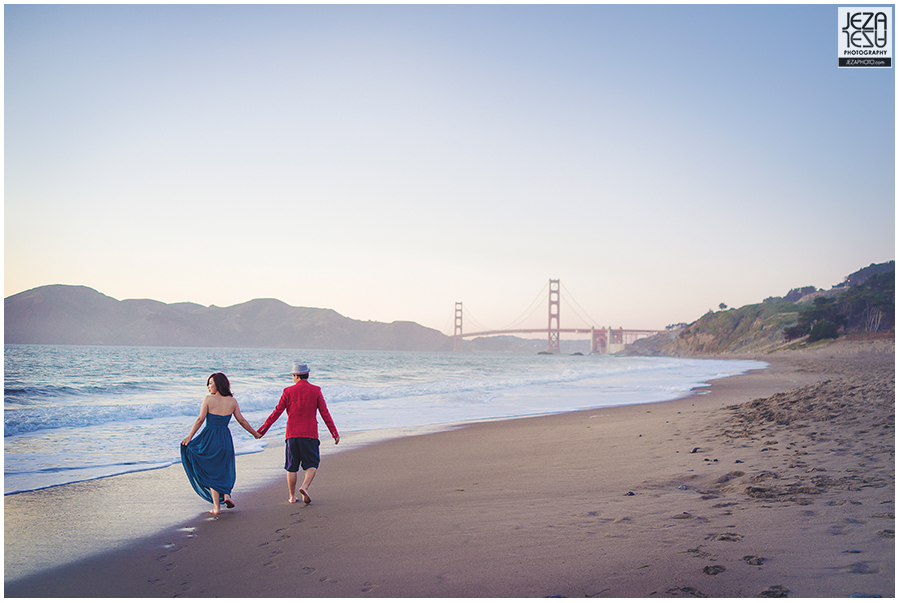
[839,270,894,332]
[783,269,894,341]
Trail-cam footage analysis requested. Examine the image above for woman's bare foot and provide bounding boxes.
[224,496,235,509]
[211,508,221,515]
[288,496,298,504]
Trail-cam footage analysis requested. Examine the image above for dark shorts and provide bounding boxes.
[285,437,320,472]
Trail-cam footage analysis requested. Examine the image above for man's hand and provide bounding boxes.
[334,435,340,445]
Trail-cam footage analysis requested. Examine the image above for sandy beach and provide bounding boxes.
[4,337,893,598]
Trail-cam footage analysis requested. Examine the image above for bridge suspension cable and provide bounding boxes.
[442,306,456,336]
[560,281,603,328]
[497,281,549,332]
[460,304,491,333]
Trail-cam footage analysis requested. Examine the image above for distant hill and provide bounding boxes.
[623,261,895,357]
[841,261,895,287]
[9,262,893,355]
[4,285,453,351]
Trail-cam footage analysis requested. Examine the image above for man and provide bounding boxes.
[257,363,340,504]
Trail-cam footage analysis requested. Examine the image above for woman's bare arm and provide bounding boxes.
[181,399,209,445]
[233,403,261,439]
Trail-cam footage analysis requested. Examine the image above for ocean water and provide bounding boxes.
[4,344,766,495]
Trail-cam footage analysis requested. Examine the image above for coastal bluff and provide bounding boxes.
[4,285,452,351]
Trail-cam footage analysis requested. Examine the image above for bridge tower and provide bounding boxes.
[590,327,607,354]
[547,279,560,353]
[453,301,463,352]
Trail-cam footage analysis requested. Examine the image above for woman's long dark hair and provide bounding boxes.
[208,373,233,397]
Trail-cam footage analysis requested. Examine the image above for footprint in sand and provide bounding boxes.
[263,550,283,568]
[361,582,378,593]
[702,565,726,575]
[301,567,316,575]
[666,586,708,597]
[845,562,878,575]
[684,547,712,559]
[711,532,743,542]
[743,555,765,565]
[715,471,745,484]
[829,519,867,536]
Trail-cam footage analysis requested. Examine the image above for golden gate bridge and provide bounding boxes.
[450,279,660,354]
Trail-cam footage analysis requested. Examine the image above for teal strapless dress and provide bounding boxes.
[181,413,236,503]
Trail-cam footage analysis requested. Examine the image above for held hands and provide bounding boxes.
[334,435,341,445]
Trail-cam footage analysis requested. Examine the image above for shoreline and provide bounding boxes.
[3,357,764,581]
[4,354,760,498]
[2,421,464,584]
[5,339,893,597]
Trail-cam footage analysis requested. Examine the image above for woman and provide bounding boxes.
[181,373,261,515]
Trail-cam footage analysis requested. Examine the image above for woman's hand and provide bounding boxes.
[181,436,191,446]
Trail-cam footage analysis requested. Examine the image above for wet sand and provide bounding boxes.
[5,338,893,598]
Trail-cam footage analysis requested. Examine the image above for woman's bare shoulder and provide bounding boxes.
[221,395,239,409]
[205,394,237,413]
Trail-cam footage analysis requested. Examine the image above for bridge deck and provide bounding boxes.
[457,328,659,338]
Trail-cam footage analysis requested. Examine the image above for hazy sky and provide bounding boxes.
[5,4,895,336]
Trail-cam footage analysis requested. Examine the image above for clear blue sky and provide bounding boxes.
[5,4,895,334]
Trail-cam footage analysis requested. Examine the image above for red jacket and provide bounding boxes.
[258,380,339,440]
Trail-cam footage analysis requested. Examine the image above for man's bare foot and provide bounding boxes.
[288,496,298,503]
[299,488,311,505]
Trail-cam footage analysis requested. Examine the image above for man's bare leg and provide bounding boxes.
[287,471,299,503]
[298,467,316,504]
